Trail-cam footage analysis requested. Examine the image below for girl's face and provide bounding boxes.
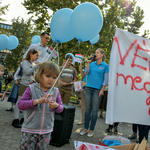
[40,73,57,90]
[95,50,103,60]
[30,52,39,61]
[0,68,4,77]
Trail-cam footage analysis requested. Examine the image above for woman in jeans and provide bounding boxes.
[80,48,109,137]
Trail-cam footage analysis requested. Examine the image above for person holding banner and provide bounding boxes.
[59,53,77,104]
[23,32,50,63]
[12,49,40,128]
[80,48,109,137]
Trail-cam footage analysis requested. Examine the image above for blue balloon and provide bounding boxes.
[31,35,41,44]
[7,36,19,50]
[0,34,9,50]
[50,33,57,43]
[50,8,75,43]
[90,34,100,44]
[65,53,74,61]
[70,2,103,42]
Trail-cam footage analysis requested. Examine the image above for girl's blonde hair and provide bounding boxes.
[35,61,60,85]
[0,64,4,69]
[96,48,106,61]
[24,49,39,63]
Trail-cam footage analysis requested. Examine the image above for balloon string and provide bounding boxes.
[84,44,92,59]
[45,42,78,100]
[45,58,69,100]
[50,42,55,48]
[57,46,59,66]
[71,41,80,54]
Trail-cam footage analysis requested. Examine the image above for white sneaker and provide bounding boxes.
[80,130,88,135]
[87,132,94,137]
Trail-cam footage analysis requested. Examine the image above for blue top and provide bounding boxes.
[83,66,87,82]
[85,61,109,90]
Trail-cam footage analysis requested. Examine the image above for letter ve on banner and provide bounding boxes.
[106,28,150,125]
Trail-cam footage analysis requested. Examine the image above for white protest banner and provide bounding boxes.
[106,28,150,125]
[74,54,84,63]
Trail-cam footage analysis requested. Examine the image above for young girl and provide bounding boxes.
[18,61,64,150]
[12,49,40,128]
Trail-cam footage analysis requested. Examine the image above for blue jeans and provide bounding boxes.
[84,87,102,131]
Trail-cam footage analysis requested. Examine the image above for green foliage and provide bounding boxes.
[2,83,13,91]
[4,17,40,72]
[0,0,9,22]
[22,0,102,31]
[22,0,145,66]
[77,74,82,81]
[70,96,78,101]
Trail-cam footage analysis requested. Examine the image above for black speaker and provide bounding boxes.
[50,104,75,147]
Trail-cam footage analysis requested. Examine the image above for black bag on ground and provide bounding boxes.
[50,104,75,147]
[7,84,19,104]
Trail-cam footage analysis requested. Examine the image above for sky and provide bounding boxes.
[1,0,150,36]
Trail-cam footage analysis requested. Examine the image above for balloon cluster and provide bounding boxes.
[0,34,19,51]
[31,35,41,44]
[50,2,102,44]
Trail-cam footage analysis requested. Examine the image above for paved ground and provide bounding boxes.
[0,97,150,150]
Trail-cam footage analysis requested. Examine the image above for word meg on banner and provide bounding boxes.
[116,73,150,115]
[116,73,150,93]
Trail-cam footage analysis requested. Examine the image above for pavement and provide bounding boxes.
[0,97,150,150]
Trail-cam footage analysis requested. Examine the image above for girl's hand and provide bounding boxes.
[79,64,82,70]
[15,80,18,84]
[38,94,53,104]
[37,63,42,66]
[48,101,59,109]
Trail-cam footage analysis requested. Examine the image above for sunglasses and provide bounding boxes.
[43,37,50,40]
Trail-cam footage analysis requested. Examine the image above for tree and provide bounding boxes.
[22,0,100,31]
[4,17,36,72]
[22,0,145,66]
[0,0,9,22]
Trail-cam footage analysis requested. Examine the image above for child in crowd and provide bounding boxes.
[0,64,4,97]
[12,49,40,128]
[59,53,77,104]
[18,61,63,150]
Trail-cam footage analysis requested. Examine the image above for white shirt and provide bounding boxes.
[23,42,51,63]
[14,66,20,80]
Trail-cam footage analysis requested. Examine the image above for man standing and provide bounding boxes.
[23,32,50,62]
[59,53,77,104]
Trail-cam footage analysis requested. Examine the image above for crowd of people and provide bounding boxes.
[1,31,149,149]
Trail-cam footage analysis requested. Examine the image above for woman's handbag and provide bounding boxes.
[7,84,19,104]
